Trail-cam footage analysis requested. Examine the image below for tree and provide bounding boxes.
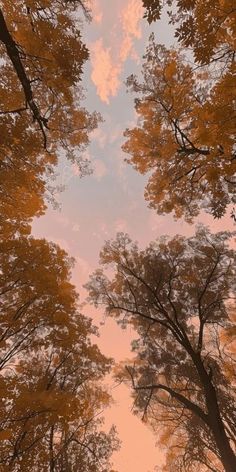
[86,226,236,472]
[142,0,236,65]
[0,3,119,469]
[123,35,236,221]
[0,0,99,239]
[0,236,118,470]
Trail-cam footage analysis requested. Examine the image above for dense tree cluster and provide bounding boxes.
[0,1,118,470]
[88,3,236,471]
[124,1,236,220]
[87,227,236,472]
[0,237,117,470]
[0,0,99,239]
[142,0,235,65]
[0,1,235,471]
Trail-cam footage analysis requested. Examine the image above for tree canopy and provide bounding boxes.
[0,3,118,470]
[87,226,236,472]
[142,0,236,65]
[123,34,235,221]
[0,236,118,470]
[1,1,235,470]
[125,1,236,221]
[0,0,99,239]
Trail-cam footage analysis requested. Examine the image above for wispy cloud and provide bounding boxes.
[114,218,128,232]
[91,0,103,24]
[90,0,144,103]
[93,158,108,180]
[91,127,107,149]
[90,39,121,104]
[72,224,80,233]
[119,0,143,62]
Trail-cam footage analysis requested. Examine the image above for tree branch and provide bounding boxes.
[126,366,210,426]
[0,8,49,148]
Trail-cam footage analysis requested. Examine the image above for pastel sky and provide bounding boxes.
[32,1,235,471]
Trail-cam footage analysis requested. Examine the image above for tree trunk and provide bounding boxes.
[0,9,35,109]
[49,425,55,472]
[0,8,48,147]
[193,352,236,472]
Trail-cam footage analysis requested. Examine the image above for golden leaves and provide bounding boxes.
[123,35,236,220]
[0,234,116,468]
[0,0,98,239]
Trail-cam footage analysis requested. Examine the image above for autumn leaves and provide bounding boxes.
[0,237,116,469]
[0,0,98,239]
[124,1,236,220]
[0,1,117,470]
[87,228,236,472]
[87,2,236,471]
[0,1,236,471]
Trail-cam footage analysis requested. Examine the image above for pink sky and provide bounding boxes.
[32,1,235,471]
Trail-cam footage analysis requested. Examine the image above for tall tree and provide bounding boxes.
[0,0,99,238]
[142,0,235,65]
[87,227,236,472]
[123,35,236,221]
[0,3,118,469]
[0,236,118,470]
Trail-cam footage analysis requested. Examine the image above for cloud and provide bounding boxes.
[91,127,107,149]
[55,214,70,227]
[91,0,103,24]
[109,124,122,144]
[89,0,144,103]
[114,218,128,232]
[72,224,80,232]
[90,39,121,104]
[93,158,108,180]
[75,256,93,301]
[77,255,92,281]
[72,163,81,176]
[119,0,143,62]
[120,0,143,39]
[119,35,133,62]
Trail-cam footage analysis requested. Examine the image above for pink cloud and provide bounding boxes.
[114,218,128,232]
[120,0,143,39]
[91,0,103,24]
[91,127,107,148]
[93,158,108,180]
[90,0,144,103]
[72,224,80,232]
[119,35,133,62]
[119,0,144,62]
[90,39,121,104]
[109,125,122,144]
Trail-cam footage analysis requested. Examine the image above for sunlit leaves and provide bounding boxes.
[0,0,99,239]
[0,236,117,470]
[123,38,236,221]
[142,1,236,65]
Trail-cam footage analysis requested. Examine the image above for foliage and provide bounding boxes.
[142,0,236,65]
[0,2,119,470]
[123,34,236,221]
[0,0,99,238]
[143,0,164,24]
[0,236,118,470]
[86,226,236,472]
[128,1,236,221]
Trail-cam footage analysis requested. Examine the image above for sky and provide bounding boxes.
[32,1,235,471]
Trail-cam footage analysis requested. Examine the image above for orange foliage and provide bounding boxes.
[123,36,235,220]
[0,1,99,239]
[0,236,118,469]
